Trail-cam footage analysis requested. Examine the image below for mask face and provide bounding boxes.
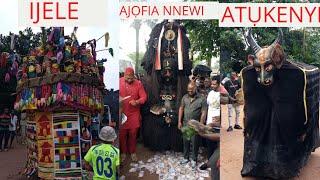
[246,28,284,86]
[254,57,275,86]
[161,58,177,84]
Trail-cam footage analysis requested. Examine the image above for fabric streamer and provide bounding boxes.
[155,26,165,70]
[177,28,183,70]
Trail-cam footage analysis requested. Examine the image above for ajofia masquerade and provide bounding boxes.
[246,28,285,86]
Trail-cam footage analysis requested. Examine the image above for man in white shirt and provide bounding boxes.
[200,76,221,171]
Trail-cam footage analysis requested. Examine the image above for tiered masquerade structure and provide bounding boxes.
[14,27,106,179]
[141,20,192,151]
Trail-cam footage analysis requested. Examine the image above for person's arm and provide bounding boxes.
[200,98,208,124]
[199,133,220,142]
[220,85,228,95]
[178,97,185,129]
[178,106,184,129]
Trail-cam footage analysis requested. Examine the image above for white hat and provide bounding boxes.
[99,126,117,142]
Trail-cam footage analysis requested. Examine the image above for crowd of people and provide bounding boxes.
[119,67,222,179]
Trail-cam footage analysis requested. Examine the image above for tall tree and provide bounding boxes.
[183,20,220,67]
[131,20,142,73]
[128,52,145,74]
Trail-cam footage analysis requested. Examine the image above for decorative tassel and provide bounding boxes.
[57,82,63,101]
[57,51,63,64]
[105,32,109,47]
[155,26,164,70]
[177,28,183,70]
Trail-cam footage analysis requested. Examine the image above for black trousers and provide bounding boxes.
[9,131,16,147]
[183,135,200,161]
[0,130,10,149]
[207,140,218,159]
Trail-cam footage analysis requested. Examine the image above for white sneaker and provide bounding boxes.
[191,160,197,169]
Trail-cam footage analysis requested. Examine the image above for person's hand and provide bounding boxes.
[178,121,182,129]
[129,100,139,106]
[198,126,206,133]
[165,117,172,124]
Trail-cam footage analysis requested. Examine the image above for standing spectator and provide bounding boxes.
[224,72,242,132]
[178,82,207,168]
[198,131,220,180]
[84,126,119,180]
[199,76,221,170]
[0,108,11,151]
[9,110,18,149]
[119,67,147,162]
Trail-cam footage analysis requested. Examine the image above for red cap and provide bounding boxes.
[125,67,134,75]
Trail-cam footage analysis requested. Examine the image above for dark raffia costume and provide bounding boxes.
[241,30,320,178]
[140,20,192,152]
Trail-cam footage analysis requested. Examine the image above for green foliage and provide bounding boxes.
[183,20,219,67]
[128,52,145,74]
[220,27,320,73]
[0,27,51,56]
[181,126,197,141]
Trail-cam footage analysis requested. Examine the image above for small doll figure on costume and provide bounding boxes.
[51,58,60,74]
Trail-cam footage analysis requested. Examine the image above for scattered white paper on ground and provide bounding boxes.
[127,150,210,179]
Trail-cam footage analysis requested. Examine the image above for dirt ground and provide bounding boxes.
[0,139,27,180]
[221,105,320,180]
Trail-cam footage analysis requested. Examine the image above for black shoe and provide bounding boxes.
[227,126,233,132]
[234,125,243,129]
[199,163,208,170]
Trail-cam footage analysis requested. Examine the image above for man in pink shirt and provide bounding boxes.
[119,67,147,162]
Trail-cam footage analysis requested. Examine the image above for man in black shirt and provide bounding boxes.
[224,72,242,132]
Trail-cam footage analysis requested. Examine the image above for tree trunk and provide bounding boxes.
[135,28,140,74]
